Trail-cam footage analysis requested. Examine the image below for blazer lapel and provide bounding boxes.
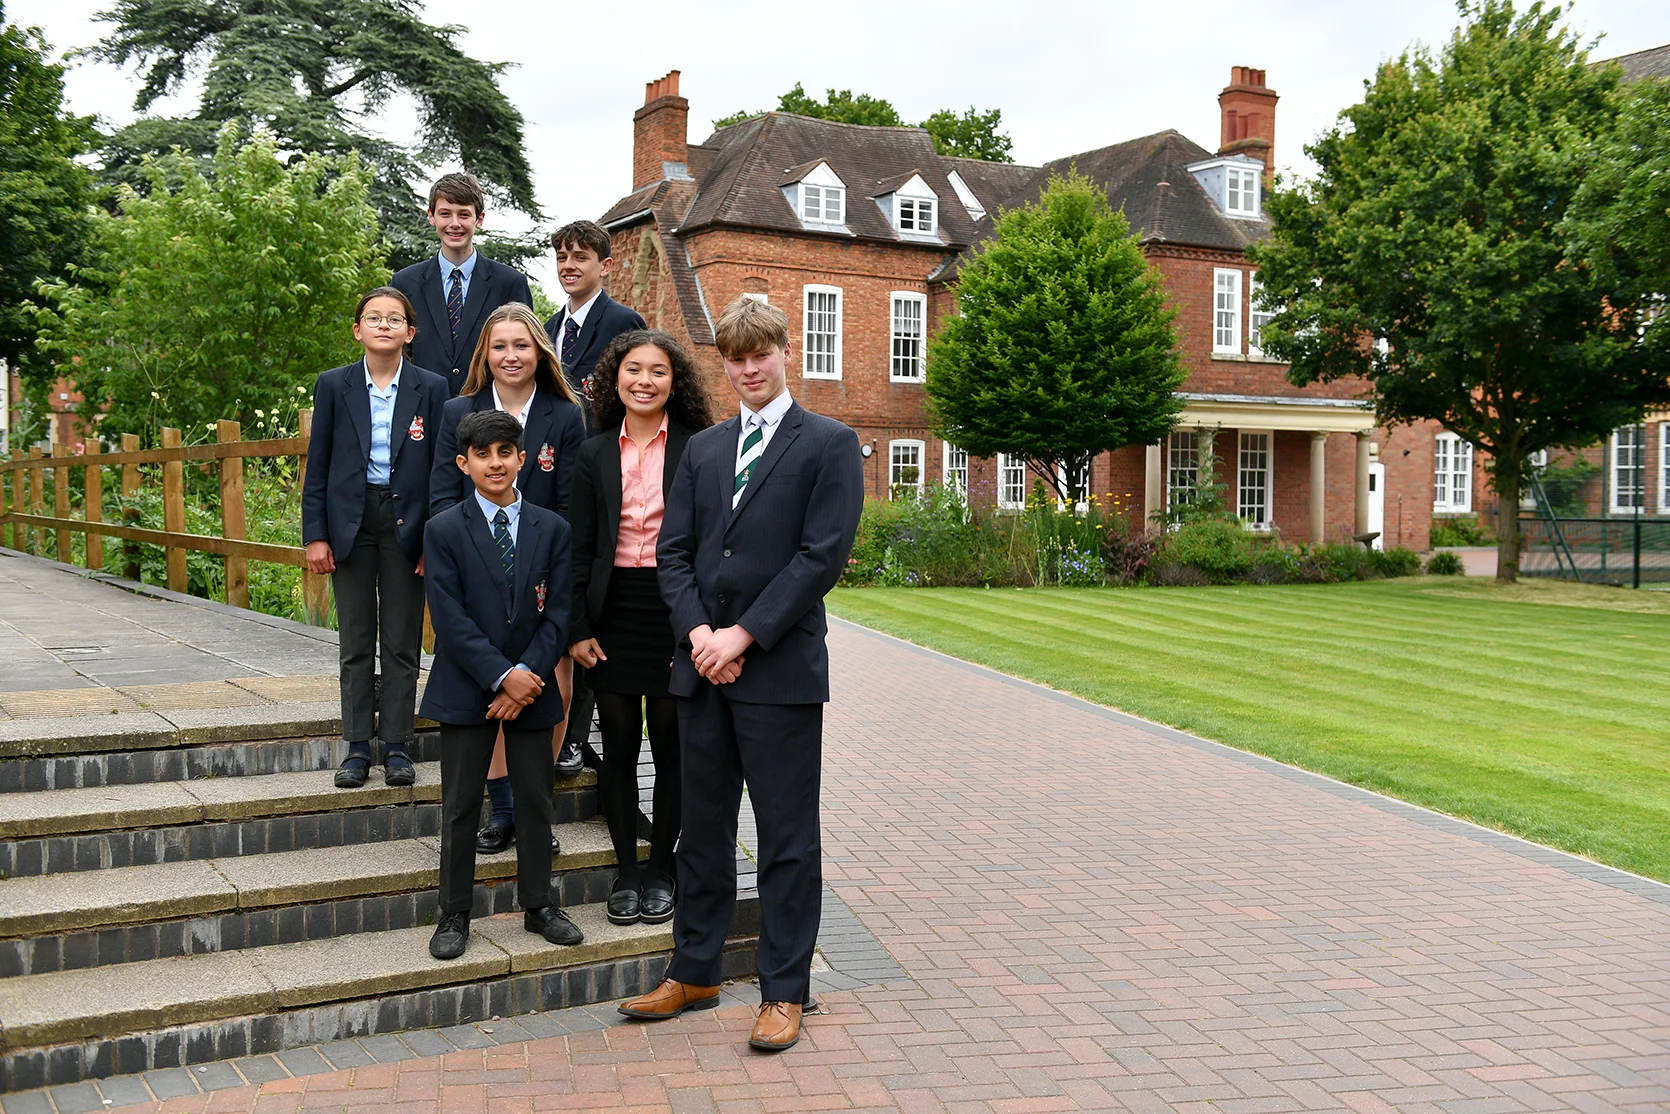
[461,496,514,616]
[663,423,691,500]
[423,260,452,360]
[340,362,372,459]
[728,405,802,527]
[518,390,556,493]
[599,430,624,543]
[712,415,741,516]
[511,509,539,622]
[455,258,494,362]
[572,293,608,368]
[386,368,421,467]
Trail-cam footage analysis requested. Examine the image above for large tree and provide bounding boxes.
[0,5,98,394]
[1250,0,1669,582]
[32,128,388,440]
[925,172,1184,507]
[87,0,539,268]
[714,84,1014,162]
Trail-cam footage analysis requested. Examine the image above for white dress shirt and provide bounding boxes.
[736,390,793,472]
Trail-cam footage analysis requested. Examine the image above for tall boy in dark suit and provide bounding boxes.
[420,409,584,960]
[392,173,534,397]
[617,298,863,1052]
[541,219,647,777]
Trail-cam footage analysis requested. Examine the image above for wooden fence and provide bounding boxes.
[0,412,331,625]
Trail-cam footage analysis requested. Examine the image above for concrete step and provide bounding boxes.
[0,902,761,1093]
[0,823,644,977]
[0,763,599,878]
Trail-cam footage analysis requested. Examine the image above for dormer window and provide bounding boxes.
[802,182,845,224]
[897,196,936,233]
[1185,155,1264,221]
[1226,166,1258,217]
[780,161,849,231]
[946,170,986,221]
[872,172,941,241]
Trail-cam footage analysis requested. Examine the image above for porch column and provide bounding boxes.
[1144,443,1163,533]
[1309,432,1327,543]
[1354,431,1372,535]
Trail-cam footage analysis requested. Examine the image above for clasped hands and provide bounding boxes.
[688,624,751,685]
[487,666,543,720]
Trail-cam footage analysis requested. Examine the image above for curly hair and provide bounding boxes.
[587,329,715,433]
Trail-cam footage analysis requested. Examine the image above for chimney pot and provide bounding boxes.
[633,70,691,190]
[1218,66,1279,185]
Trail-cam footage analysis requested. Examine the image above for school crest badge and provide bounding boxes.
[538,443,555,472]
[407,415,425,441]
[535,580,547,612]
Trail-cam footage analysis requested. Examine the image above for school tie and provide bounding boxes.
[492,509,515,582]
[733,419,764,509]
[447,267,464,345]
[561,316,580,368]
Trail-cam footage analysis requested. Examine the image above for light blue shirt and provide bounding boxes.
[439,250,479,305]
[473,490,529,691]
[365,360,402,485]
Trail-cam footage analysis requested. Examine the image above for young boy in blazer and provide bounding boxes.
[393,172,534,397]
[616,298,863,1051]
[420,409,584,959]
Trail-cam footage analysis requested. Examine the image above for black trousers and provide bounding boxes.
[331,485,425,749]
[438,720,555,914]
[595,694,680,887]
[668,687,823,1003]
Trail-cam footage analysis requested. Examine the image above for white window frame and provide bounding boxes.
[1433,432,1473,514]
[1167,430,1199,511]
[1213,269,1242,355]
[1611,424,1646,514]
[889,439,925,500]
[942,442,968,495]
[1054,459,1090,514]
[1247,274,1274,358]
[946,170,985,220]
[800,185,845,225]
[1661,423,1670,515]
[1237,430,1273,530]
[889,292,927,382]
[801,284,843,380]
[897,196,937,234]
[997,452,1027,510]
[1225,165,1259,218]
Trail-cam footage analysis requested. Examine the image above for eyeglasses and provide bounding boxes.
[361,314,408,329]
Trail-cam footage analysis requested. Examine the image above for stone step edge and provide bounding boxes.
[0,825,645,938]
[0,705,381,759]
[0,902,686,1053]
[0,762,596,840]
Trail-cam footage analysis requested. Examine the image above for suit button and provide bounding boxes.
[718,594,727,603]
[391,493,399,499]
[723,549,732,558]
[397,518,404,526]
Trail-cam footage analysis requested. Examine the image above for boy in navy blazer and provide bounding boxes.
[392,172,534,397]
[301,287,450,790]
[420,409,584,959]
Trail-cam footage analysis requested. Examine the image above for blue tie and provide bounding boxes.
[492,509,515,582]
[447,267,464,344]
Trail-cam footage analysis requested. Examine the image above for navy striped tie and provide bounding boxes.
[492,509,515,581]
[447,268,464,344]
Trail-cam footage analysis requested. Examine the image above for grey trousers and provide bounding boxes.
[331,485,425,749]
[438,720,556,913]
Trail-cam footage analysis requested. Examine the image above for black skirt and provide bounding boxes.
[586,566,675,697]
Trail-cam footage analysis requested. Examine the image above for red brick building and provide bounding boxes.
[598,69,1435,548]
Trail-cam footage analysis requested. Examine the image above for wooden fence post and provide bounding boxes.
[160,427,186,593]
[295,408,331,626]
[120,433,141,580]
[85,454,103,573]
[1,449,14,550]
[217,420,249,608]
[52,443,73,564]
[27,447,44,556]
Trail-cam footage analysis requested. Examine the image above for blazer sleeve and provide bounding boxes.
[429,400,466,517]
[622,302,647,331]
[550,403,585,521]
[656,446,708,643]
[566,443,599,644]
[300,373,333,546]
[735,423,864,652]
[423,521,516,693]
[520,518,571,678]
[510,268,533,309]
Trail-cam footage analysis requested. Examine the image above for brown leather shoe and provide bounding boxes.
[748,1000,803,1051]
[617,978,720,1020]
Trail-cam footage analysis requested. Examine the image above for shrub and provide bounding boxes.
[1426,551,1465,576]
[1156,518,1255,582]
[1371,546,1421,578]
[1101,524,1160,585]
[1430,515,1492,546]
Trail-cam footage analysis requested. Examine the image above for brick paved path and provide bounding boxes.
[79,617,1670,1112]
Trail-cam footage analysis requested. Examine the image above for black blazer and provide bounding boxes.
[543,292,647,400]
[391,255,534,396]
[427,389,585,521]
[300,359,450,564]
[419,498,572,729]
[657,402,863,704]
[567,421,694,644]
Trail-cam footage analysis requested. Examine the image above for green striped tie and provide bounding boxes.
[733,423,763,508]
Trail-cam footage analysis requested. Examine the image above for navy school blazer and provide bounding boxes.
[542,292,646,402]
[391,255,534,397]
[418,497,572,729]
[427,388,585,521]
[299,359,451,564]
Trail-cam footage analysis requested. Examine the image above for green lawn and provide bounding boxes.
[828,578,1670,881]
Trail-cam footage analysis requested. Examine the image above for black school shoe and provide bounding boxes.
[525,905,583,946]
[429,911,470,959]
[607,881,642,925]
[384,753,416,787]
[476,821,514,854]
[555,734,584,777]
[640,878,675,925]
[333,755,371,789]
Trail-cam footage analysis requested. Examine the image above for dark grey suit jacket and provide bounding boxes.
[391,255,533,396]
[656,401,863,704]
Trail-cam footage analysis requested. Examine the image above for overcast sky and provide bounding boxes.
[11,0,1670,290]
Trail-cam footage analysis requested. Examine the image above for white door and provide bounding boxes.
[1367,462,1386,550]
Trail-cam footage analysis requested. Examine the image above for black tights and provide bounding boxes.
[595,692,681,888]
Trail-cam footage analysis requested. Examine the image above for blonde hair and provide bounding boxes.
[714,296,790,360]
[460,303,580,406]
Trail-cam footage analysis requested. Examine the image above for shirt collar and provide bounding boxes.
[618,413,671,444]
[491,382,535,423]
[564,288,603,328]
[740,390,792,430]
[364,358,403,394]
[439,250,479,282]
[474,488,522,525]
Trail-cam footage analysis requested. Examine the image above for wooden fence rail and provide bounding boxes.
[0,411,332,625]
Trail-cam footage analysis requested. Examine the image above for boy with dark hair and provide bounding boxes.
[393,172,534,397]
[420,408,583,959]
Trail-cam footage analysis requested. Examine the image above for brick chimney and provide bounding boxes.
[1218,66,1278,183]
[633,70,689,190]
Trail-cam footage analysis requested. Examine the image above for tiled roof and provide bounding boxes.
[651,180,714,345]
[1603,43,1670,82]
[939,156,1036,213]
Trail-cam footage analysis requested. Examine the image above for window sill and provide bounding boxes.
[1210,353,1285,364]
[801,371,842,381]
[889,375,925,385]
